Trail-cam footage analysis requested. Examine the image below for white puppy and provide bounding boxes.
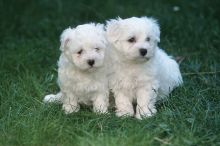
[44,23,110,114]
[106,17,183,119]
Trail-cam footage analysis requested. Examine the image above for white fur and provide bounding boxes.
[44,23,110,114]
[106,17,183,119]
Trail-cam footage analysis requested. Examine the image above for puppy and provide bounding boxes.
[44,23,110,114]
[106,17,183,119]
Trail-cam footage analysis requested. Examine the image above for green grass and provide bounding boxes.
[0,0,220,145]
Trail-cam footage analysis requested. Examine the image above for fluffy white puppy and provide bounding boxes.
[44,23,110,114]
[106,17,183,119]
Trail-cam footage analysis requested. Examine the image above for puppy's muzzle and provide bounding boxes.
[87,59,95,67]
[139,48,147,56]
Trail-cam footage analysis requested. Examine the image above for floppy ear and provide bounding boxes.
[149,18,160,42]
[151,18,160,42]
[60,27,73,51]
[106,18,121,43]
[142,17,160,42]
[95,23,107,45]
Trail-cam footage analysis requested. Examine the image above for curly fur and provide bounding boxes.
[106,17,183,119]
[44,23,110,114]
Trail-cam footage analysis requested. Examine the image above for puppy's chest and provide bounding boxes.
[59,69,106,93]
[73,76,105,94]
[113,67,153,89]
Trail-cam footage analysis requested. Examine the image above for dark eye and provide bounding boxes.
[146,37,151,42]
[77,49,83,55]
[95,47,100,51]
[127,37,136,43]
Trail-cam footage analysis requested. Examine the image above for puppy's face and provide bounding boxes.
[60,24,107,71]
[106,17,160,62]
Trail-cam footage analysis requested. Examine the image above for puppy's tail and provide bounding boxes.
[43,92,63,103]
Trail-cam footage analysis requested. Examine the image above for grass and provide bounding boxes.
[0,0,220,145]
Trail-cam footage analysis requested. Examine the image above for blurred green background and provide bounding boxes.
[0,0,220,145]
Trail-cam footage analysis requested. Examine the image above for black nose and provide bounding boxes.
[139,48,147,56]
[87,59,95,66]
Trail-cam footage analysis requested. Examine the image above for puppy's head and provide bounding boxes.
[106,17,160,62]
[60,23,107,71]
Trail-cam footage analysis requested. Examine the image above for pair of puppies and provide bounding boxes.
[44,17,183,119]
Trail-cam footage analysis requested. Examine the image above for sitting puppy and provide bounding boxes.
[44,23,109,114]
[106,17,183,119]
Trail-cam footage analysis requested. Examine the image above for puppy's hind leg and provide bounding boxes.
[157,49,183,98]
[43,92,63,103]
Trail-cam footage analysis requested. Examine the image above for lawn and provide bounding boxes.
[0,0,220,145]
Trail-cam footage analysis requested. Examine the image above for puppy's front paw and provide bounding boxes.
[135,107,157,120]
[116,110,134,117]
[62,104,79,114]
[93,107,108,114]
